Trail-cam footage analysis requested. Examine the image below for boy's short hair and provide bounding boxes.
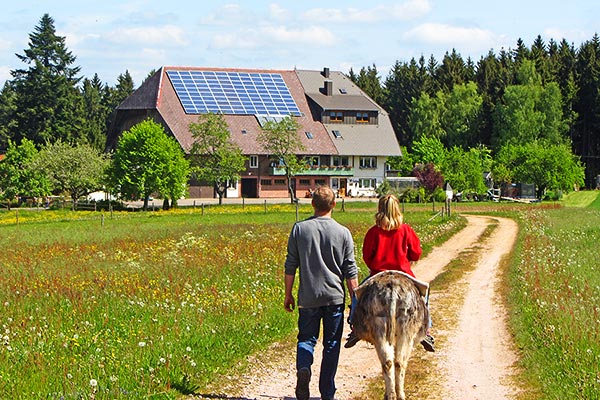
[312,186,335,212]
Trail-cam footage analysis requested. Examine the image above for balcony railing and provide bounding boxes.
[269,166,354,176]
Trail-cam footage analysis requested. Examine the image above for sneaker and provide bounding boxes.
[295,367,311,400]
[344,330,360,349]
[421,334,435,352]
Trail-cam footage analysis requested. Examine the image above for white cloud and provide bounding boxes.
[403,23,497,52]
[106,25,188,46]
[263,25,336,45]
[302,0,431,23]
[212,33,259,50]
[269,3,290,21]
[211,25,336,49]
[543,27,588,43]
[200,4,248,26]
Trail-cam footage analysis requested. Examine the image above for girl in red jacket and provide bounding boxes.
[345,194,435,351]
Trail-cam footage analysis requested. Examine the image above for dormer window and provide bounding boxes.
[356,112,369,123]
[330,111,343,122]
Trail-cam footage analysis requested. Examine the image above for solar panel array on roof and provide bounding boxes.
[166,70,302,117]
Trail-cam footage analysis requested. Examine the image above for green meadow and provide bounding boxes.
[508,192,600,399]
[2,193,599,399]
[0,202,463,399]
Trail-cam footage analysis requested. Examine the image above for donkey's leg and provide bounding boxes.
[374,339,397,400]
[394,335,414,400]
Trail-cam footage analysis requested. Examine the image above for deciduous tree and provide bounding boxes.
[189,113,246,205]
[0,139,50,209]
[493,141,584,198]
[110,119,189,210]
[257,116,305,203]
[32,141,109,209]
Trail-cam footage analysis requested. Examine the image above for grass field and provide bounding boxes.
[508,191,600,399]
[0,201,463,399]
[3,191,598,399]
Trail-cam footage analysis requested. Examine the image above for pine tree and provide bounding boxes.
[574,34,600,186]
[81,74,110,150]
[11,14,84,145]
[104,70,135,137]
[0,82,17,150]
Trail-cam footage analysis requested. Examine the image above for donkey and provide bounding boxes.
[352,270,429,400]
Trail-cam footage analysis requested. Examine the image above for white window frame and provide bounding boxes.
[359,178,377,189]
[332,156,350,167]
[249,155,258,168]
[359,156,377,169]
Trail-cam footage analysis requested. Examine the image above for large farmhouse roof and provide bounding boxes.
[295,69,400,157]
[108,66,400,158]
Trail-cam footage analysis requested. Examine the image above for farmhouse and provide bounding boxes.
[106,66,400,199]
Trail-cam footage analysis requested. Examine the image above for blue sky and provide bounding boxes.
[1,0,598,88]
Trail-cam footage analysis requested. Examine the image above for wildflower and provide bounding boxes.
[159,357,166,364]
[90,379,98,387]
[138,341,146,347]
[186,346,191,352]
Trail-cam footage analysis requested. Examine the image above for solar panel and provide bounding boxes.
[166,70,302,117]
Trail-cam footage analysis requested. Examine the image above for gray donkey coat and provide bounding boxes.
[352,270,429,400]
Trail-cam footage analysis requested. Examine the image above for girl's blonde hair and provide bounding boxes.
[375,194,404,231]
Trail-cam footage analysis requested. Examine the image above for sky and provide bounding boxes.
[0,0,599,88]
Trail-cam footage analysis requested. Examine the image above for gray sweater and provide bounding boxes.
[284,216,358,308]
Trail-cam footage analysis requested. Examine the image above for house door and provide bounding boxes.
[331,178,348,197]
[241,178,257,198]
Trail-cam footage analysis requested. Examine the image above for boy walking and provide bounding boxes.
[284,186,358,400]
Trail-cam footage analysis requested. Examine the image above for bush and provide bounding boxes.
[94,199,127,211]
[431,187,447,202]
[543,190,562,201]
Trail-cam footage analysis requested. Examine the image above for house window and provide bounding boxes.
[356,112,369,123]
[359,178,377,188]
[330,111,343,122]
[315,179,326,186]
[249,155,258,168]
[332,130,342,138]
[359,156,377,169]
[274,179,286,185]
[303,156,320,167]
[227,179,238,188]
[261,179,272,186]
[305,131,314,139]
[299,179,311,186]
[332,156,350,167]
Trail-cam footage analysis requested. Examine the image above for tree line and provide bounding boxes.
[0,14,595,205]
[349,35,600,193]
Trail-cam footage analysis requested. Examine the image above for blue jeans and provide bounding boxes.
[296,304,344,399]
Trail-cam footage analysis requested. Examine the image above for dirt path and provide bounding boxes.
[233,215,520,400]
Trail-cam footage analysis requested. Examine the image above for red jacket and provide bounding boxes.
[362,224,422,277]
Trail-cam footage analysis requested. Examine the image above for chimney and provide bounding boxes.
[322,67,330,78]
[324,80,333,96]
